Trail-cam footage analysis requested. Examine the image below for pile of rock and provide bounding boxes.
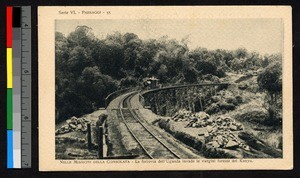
[55,116,90,135]
[204,116,248,150]
[172,109,214,128]
[185,112,212,128]
[205,130,249,150]
[172,109,248,150]
[171,109,192,122]
[211,116,243,131]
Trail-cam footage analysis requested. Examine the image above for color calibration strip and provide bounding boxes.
[7,6,14,169]
[7,6,31,169]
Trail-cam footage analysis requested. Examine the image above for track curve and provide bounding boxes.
[118,92,182,159]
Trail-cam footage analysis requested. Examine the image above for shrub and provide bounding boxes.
[216,68,226,78]
[236,110,268,124]
[120,76,138,88]
[196,60,217,76]
[217,84,228,91]
[211,96,221,103]
[218,102,236,111]
[235,95,243,104]
[205,103,221,114]
[225,97,238,106]
[278,136,282,150]
[245,83,259,93]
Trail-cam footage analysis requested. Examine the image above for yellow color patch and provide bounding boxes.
[7,48,12,88]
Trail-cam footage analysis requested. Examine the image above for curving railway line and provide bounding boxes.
[117,92,181,159]
[107,83,229,159]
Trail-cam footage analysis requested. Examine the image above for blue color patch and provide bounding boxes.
[7,130,13,168]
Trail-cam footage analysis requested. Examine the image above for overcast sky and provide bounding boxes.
[56,19,283,55]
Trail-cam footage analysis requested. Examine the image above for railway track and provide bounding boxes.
[118,92,181,159]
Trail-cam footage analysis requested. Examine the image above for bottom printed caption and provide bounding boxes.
[59,159,253,165]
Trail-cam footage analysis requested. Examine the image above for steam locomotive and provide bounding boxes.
[142,76,160,89]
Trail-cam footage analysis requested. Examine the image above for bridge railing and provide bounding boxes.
[139,82,230,111]
[105,87,141,108]
[105,83,230,109]
[140,82,230,96]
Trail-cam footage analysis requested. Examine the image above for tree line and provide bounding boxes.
[55,25,282,122]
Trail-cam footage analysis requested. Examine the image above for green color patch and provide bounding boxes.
[7,89,12,129]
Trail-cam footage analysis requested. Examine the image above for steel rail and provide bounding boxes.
[118,92,181,159]
[105,87,141,108]
[115,82,230,158]
[125,94,181,159]
[118,92,153,159]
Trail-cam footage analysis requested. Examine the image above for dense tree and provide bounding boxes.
[183,67,198,83]
[234,47,248,59]
[257,62,282,126]
[195,59,219,77]
[67,26,95,48]
[55,25,281,122]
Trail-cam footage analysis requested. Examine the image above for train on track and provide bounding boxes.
[142,76,160,89]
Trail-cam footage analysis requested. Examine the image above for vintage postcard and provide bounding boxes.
[38,6,293,171]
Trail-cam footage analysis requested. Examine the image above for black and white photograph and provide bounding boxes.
[54,18,284,159]
[38,6,293,171]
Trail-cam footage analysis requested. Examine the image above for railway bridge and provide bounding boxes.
[105,83,230,159]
